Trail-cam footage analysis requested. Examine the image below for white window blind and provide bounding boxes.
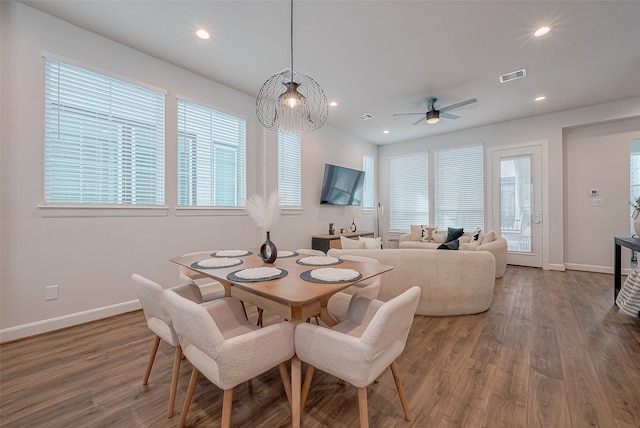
[362,155,375,210]
[434,144,484,229]
[278,130,301,206]
[389,152,429,230]
[44,58,165,205]
[177,99,246,207]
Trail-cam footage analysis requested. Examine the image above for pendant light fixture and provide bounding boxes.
[256,0,328,133]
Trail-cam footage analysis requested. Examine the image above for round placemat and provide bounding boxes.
[300,268,362,284]
[277,250,299,258]
[296,256,343,266]
[227,267,288,283]
[211,250,253,258]
[191,258,243,269]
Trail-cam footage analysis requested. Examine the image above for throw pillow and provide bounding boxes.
[420,226,437,242]
[471,227,482,241]
[459,235,472,244]
[340,236,366,249]
[433,230,447,243]
[437,240,460,250]
[410,225,426,241]
[481,231,496,245]
[359,236,383,249]
[460,241,481,251]
[445,227,464,243]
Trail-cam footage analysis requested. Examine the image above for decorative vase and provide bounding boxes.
[259,231,277,263]
[350,220,357,233]
[634,210,640,237]
[329,223,335,235]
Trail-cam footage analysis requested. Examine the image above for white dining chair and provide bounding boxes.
[327,255,382,321]
[131,273,204,418]
[178,251,226,301]
[164,290,296,428]
[295,286,421,428]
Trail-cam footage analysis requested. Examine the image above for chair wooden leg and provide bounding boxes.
[279,362,292,406]
[240,300,248,320]
[256,308,264,327]
[179,368,199,428]
[357,387,369,428]
[168,346,182,418]
[390,361,412,421]
[221,388,234,428]
[143,335,161,385]
[301,365,315,411]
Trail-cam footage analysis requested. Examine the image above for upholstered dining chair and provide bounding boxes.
[295,286,421,428]
[327,255,382,321]
[164,290,296,428]
[131,273,204,418]
[178,251,226,302]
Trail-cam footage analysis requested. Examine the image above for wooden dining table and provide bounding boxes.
[170,249,393,428]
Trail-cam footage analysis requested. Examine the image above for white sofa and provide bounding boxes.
[327,248,496,316]
[398,229,507,279]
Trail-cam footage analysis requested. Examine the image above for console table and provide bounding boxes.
[311,231,374,253]
[614,236,640,302]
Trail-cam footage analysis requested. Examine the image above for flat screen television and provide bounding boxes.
[320,163,365,206]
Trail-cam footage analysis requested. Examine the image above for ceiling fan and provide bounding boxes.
[393,97,477,125]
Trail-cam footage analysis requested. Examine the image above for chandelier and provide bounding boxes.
[256,0,328,134]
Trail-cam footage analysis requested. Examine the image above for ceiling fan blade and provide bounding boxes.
[393,112,426,118]
[440,112,460,120]
[412,117,425,125]
[439,98,477,112]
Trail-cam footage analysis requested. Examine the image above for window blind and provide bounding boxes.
[44,58,165,205]
[362,155,375,210]
[278,130,302,206]
[389,152,429,230]
[177,99,246,207]
[434,144,484,229]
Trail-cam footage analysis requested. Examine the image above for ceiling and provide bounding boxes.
[19,0,640,145]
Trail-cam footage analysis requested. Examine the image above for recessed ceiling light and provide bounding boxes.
[534,96,547,102]
[534,26,551,37]
[383,130,390,134]
[329,101,338,107]
[196,29,210,40]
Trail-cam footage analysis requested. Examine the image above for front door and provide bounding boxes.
[492,145,543,267]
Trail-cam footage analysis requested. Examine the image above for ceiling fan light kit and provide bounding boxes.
[256,0,328,134]
[426,109,440,124]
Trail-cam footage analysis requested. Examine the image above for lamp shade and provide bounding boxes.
[257,69,328,133]
[426,109,440,124]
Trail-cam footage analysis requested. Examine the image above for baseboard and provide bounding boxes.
[0,300,142,343]
[563,263,633,275]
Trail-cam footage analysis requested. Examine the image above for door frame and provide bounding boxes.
[487,141,550,269]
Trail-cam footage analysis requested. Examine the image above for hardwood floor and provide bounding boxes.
[1,266,639,427]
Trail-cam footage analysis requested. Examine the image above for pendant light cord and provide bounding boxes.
[290,0,294,81]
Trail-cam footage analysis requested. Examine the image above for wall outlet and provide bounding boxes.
[45,285,59,301]
[592,198,603,206]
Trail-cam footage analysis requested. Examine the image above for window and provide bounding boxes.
[177,99,246,207]
[433,145,484,230]
[44,58,165,205]
[278,130,301,206]
[630,139,640,234]
[389,152,429,230]
[362,155,375,210]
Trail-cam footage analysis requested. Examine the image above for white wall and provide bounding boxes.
[378,98,640,271]
[0,2,376,341]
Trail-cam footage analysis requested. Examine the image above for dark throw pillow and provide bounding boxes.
[445,227,464,243]
[437,240,460,250]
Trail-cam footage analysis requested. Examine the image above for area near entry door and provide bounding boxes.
[492,145,543,267]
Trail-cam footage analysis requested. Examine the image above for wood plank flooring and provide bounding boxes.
[1,266,639,427]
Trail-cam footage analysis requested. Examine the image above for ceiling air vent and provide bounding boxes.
[358,113,374,121]
[499,68,527,83]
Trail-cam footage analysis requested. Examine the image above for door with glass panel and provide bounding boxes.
[492,146,543,267]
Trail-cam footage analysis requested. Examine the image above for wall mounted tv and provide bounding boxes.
[320,163,365,206]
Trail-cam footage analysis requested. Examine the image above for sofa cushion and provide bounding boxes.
[481,231,495,245]
[433,230,447,243]
[359,236,383,249]
[420,226,437,242]
[437,240,460,250]
[445,227,465,243]
[340,236,366,249]
[460,241,481,251]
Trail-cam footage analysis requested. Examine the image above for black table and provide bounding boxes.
[614,237,640,302]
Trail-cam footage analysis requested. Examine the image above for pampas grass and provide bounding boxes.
[246,191,280,231]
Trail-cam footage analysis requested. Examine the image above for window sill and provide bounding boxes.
[175,207,247,216]
[281,207,304,215]
[38,204,170,218]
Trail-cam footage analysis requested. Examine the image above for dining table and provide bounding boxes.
[170,248,393,428]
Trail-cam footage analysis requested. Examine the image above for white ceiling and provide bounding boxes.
[19,0,640,145]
